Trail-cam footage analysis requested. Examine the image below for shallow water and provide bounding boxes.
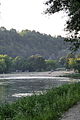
[0,75,77,103]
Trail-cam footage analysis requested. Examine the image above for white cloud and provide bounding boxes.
[0,0,67,36]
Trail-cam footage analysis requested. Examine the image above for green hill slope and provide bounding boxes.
[0,27,69,59]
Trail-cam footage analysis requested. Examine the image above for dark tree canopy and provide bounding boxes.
[45,0,80,50]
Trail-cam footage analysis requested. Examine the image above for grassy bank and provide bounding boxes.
[61,73,80,79]
[0,83,80,120]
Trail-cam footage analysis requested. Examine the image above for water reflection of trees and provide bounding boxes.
[0,85,7,103]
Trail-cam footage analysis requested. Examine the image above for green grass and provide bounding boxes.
[0,83,80,120]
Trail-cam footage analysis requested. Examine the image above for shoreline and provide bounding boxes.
[0,70,74,78]
[0,83,80,120]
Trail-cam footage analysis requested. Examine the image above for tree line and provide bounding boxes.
[0,54,80,74]
[59,53,80,73]
[0,54,58,73]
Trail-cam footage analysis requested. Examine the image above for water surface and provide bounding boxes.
[0,73,77,103]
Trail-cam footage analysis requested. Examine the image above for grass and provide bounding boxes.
[0,83,80,120]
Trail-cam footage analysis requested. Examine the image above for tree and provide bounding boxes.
[68,58,80,72]
[0,55,12,73]
[59,56,67,67]
[0,27,6,31]
[76,54,80,58]
[0,59,6,73]
[27,55,46,72]
[68,58,76,70]
[45,0,80,50]
[19,29,30,36]
[74,60,80,73]
[66,53,75,59]
[45,60,57,70]
[12,56,25,71]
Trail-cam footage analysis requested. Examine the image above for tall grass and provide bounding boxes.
[0,83,80,120]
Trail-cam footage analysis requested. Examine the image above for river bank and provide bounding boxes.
[0,70,74,79]
[0,70,79,120]
[0,83,80,120]
[60,72,80,79]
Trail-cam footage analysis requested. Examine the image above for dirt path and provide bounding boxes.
[61,102,80,120]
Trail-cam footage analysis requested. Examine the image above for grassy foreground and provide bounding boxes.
[0,83,80,120]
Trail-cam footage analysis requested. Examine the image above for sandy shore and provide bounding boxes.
[0,70,74,78]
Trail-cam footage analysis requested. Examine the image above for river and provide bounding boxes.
[0,71,78,103]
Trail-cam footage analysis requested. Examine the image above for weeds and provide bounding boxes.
[0,83,80,120]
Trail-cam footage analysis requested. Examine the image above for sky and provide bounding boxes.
[0,0,68,37]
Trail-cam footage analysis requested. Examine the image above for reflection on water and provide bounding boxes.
[0,86,6,103]
[0,77,77,103]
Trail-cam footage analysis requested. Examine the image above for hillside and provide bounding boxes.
[0,27,70,59]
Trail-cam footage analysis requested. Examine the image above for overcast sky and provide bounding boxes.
[0,0,68,36]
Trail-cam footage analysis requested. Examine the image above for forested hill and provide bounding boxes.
[0,27,69,59]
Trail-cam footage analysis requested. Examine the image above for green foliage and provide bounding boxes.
[27,55,46,72]
[76,54,80,58]
[12,56,25,71]
[66,57,80,73]
[19,29,30,36]
[67,53,75,59]
[45,59,57,70]
[0,55,12,73]
[45,0,80,34]
[68,58,76,69]
[45,0,80,50]
[73,60,80,73]
[0,59,6,73]
[0,54,59,73]
[0,27,69,59]
[0,83,80,119]
[59,54,76,69]
[59,56,67,67]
